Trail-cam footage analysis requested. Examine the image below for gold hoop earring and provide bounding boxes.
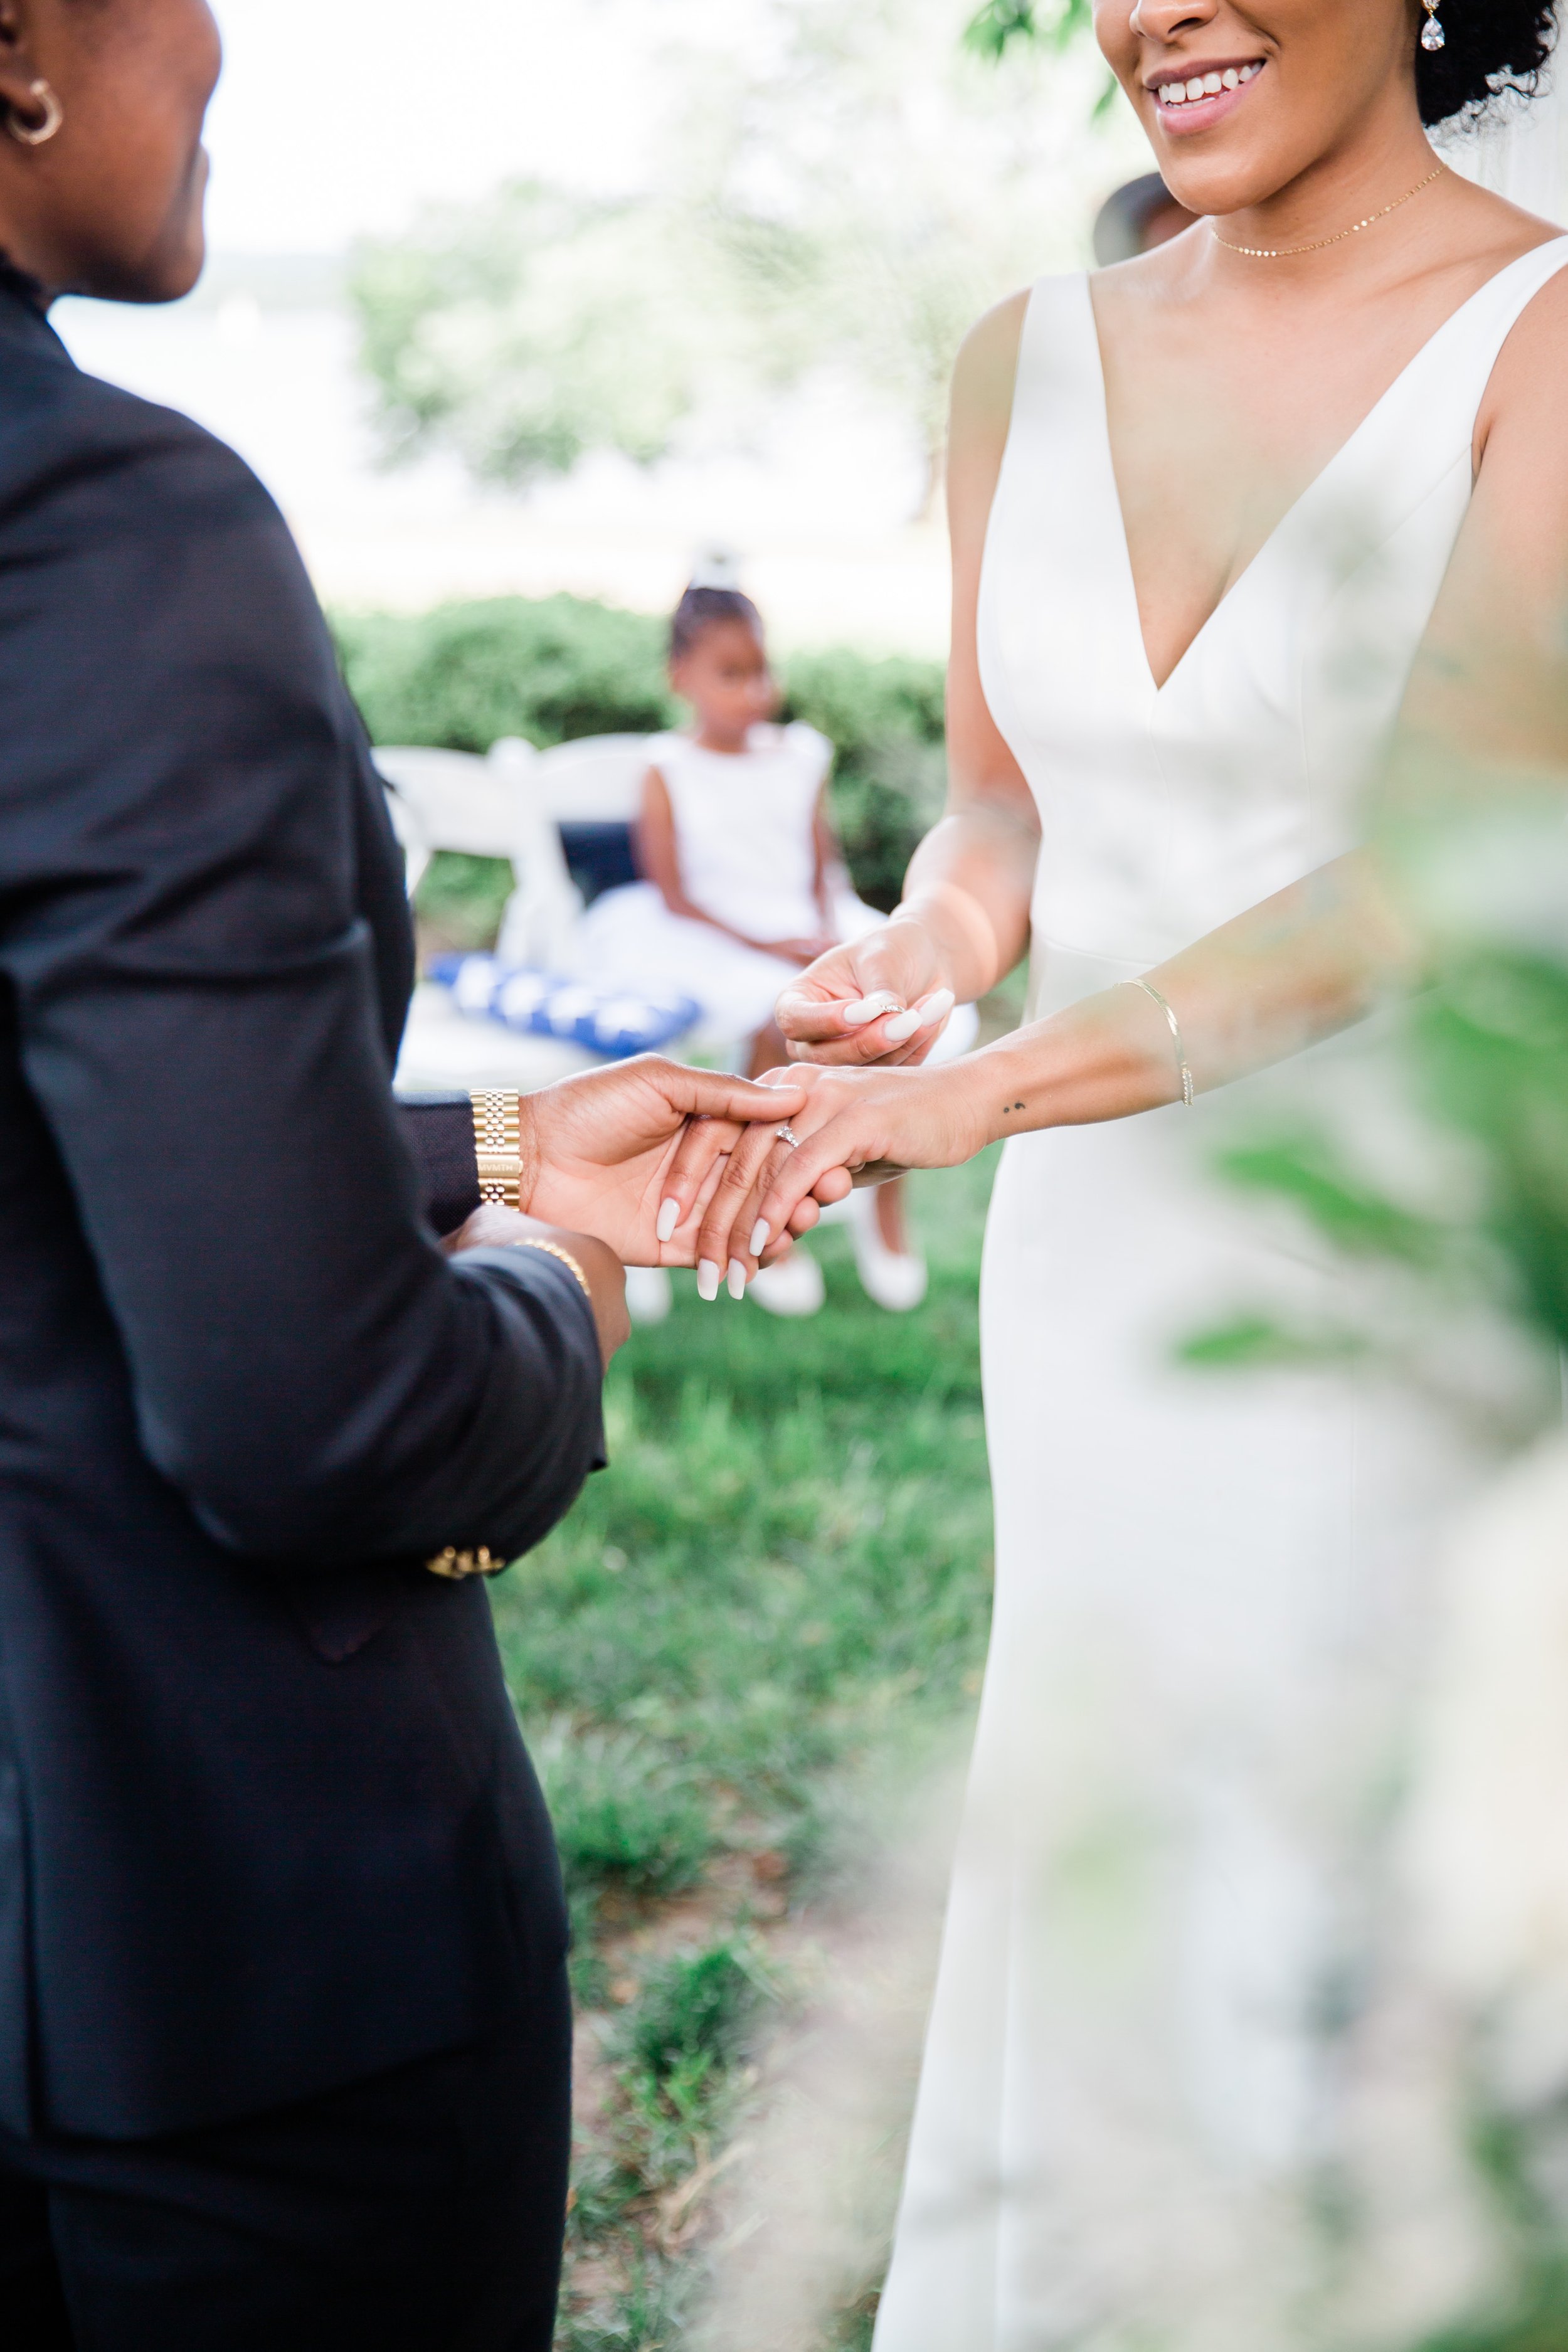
[6,80,64,148]
[1421,0,1446,53]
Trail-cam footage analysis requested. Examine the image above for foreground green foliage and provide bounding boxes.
[489,1164,997,2345]
[336,592,948,911]
[1182,951,1568,1385]
[962,0,1091,61]
[1190,947,1568,2352]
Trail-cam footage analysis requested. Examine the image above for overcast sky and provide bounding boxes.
[203,0,723,253]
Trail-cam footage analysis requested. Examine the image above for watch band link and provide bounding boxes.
[471,1089,523,1209]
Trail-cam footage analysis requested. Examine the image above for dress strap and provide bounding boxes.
[1422,233,1568,438]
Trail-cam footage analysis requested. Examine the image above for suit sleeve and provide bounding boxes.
[398,1094,483,1239]
[0,391,603,1567]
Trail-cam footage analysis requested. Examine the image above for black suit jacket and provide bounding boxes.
[0,275,603,2140]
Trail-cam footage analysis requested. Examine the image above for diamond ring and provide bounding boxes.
[775,1124,800,1147]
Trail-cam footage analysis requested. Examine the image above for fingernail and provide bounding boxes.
[749,1218,770,1255]
[726,1258,747,1300]
[656,1197,681,1244]
[882,1007,921,1042]
[919,988,956,1027]
[697,1259,720,1302]
[844,992,901,1027]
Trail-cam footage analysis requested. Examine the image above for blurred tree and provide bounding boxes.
[350,182,722,485]
[702,0,1121,513]
[349,0,1128,509]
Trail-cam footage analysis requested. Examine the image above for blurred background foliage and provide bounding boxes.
[334,591,947,912]
[347,0,1120,517]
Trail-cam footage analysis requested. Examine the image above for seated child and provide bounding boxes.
[569,578,926,1313]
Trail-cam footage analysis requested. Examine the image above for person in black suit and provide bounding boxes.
[0,3,813,2344]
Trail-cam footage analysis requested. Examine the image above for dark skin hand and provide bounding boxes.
[445,1057,824,1362]
[441,1207,631,1369]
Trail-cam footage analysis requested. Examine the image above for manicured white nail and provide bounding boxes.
[844,992,901,1027]
[726,1258,747,1300]
[750,1218,770,1256]
[918,988,956,1027]
[697,1259,720,1301]
[882,1006,921,1042]
[656,1197,681,1244]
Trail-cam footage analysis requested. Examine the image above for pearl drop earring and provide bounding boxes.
[1421,0,1445,52]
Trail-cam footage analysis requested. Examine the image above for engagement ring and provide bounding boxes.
[776,1124,799,1147]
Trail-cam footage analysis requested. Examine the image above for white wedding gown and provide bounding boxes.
[873,240,1568,2351]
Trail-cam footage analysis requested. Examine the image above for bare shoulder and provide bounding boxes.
[1486,228,1568,369]
[950,289,1031,437]
[1476,220,1568,457]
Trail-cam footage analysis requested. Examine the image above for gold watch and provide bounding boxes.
[470,1090,523,1209]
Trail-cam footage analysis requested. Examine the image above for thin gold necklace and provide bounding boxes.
[1211,164,1444,259]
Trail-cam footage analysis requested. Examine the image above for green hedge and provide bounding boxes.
[333,593,946,911]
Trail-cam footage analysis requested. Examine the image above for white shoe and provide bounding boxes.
[748,1250,825,1318]
[850,1189,928,1312]
[624,1265,673,1324]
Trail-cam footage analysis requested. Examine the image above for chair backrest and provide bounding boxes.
[371,744,529,861]
[530,734,650,823]
[372,739,583,968]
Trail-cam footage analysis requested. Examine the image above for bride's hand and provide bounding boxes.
[665,1059,987,1295]
[773,916,959,1068]
[521,1057,808,1268]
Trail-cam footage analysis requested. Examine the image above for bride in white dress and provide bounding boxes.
[655,1,1568,2341]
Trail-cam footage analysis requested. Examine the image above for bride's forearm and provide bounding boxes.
[950,849,1419,1145]
[951,992,1179,1145]
[897,804,1038,1003]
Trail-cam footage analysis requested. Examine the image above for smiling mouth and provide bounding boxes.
[1152,58,1266,117]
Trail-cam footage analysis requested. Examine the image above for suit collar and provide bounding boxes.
[0,260,72,364]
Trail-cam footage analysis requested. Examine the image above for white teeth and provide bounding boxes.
[1159,62,1260,108]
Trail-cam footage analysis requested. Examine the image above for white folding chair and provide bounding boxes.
[374,739,593,1093]
[519,733,757,1069]
[495,734,648,965]
[529,733,650,825]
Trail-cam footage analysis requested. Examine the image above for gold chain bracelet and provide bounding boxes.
[511,1237,593,1301]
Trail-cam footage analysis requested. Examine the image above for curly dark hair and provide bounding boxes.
[1417,0,1558,126]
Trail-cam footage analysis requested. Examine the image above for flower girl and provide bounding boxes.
[571,577,930,1313]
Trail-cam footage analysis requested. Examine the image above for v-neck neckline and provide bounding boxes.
[1081,241,1568,698]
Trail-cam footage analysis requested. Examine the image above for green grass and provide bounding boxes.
[489,1157,998,2345]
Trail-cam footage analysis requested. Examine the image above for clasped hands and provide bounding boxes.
[443,918,981,1361]
[442,917,982,1364]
